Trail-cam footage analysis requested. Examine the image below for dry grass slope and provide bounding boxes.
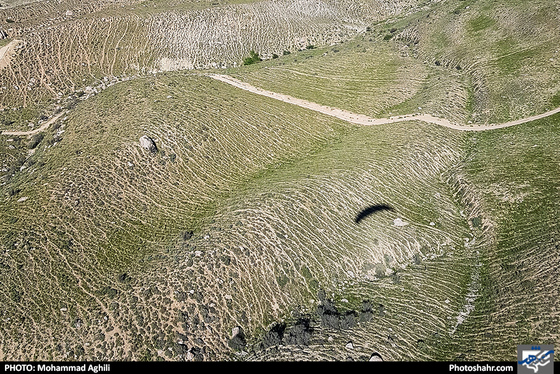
[0,0,421,127]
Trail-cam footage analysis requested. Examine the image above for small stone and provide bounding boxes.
[345,341,354,349]
[393,218,408,227]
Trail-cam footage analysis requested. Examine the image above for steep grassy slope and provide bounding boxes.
[169,122,480,361]
[1,0,559,362]
[1,84,484,360]
[242,114,560,362]
[407,0,560,124]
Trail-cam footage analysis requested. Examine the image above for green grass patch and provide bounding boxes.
[467,15,496,33]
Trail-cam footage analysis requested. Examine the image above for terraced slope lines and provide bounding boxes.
[0,0,559,363]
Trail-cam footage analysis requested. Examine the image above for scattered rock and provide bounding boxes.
[188,346,204,361]
[174,343,189,356]
[393,218,408,227]
[139,135,158,153]
[369,352,383,361]
[345,341,354,349]
[317,298,357,330]
[17,196,28,202]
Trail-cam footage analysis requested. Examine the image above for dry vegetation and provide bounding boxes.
[0,0,559,362]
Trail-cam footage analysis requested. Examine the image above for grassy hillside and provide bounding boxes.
[231,0,560,126]
[458,113,560,359]
[0,71,352,360]
[0,0,559,362]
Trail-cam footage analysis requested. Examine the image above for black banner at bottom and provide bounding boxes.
[1,361,558,373]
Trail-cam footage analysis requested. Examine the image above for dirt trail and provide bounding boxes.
[3,73,559,137]
[207,74,560,131]
[0,111,66,136]
[0,40,22,71]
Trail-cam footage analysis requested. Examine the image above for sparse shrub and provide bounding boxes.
[1,118,15,127]
[8,187,21,196]
[471,216,482,228]
[182,231,193,241]
[277,274,288,287]
[383,34,393,41]
[305,45,315,50]
[374,263,386,277]
[13,155,26,169]
[242,50,262,65]
[272,53,279,59]
[550,91,560,106]
[282,50,291,55]
[118,273,131,283]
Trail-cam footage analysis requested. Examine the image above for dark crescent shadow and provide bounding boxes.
[355,204,394,224]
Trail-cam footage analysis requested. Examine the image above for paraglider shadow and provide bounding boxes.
[355,204,394,224]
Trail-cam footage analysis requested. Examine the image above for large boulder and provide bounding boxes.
[139,135,158,153]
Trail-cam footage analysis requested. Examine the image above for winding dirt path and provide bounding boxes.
[3,73,559,137]
[0,111,66,136]
[207,74,560,131]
